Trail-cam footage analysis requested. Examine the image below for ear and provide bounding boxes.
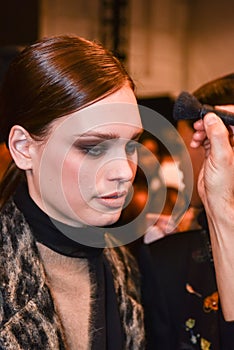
[8,125,33,170]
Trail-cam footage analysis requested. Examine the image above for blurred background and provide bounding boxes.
[1,0,234,98]
[1,0,233,236]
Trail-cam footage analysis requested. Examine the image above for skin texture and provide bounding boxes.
[8,86,143,227]
[177,120,205,208]
[178,105,234,208]
[191,111,234,321]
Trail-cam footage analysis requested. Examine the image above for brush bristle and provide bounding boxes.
[173,91,202,121]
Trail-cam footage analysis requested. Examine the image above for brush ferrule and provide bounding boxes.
[200,105,214,118]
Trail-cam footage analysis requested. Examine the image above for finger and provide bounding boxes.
[190,130,207,148]
[203,113,232,162]
[193,119,205,131]
[190,140,201,148]
[192,130,207,141]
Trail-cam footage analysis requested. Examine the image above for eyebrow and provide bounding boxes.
[77,130,143,140]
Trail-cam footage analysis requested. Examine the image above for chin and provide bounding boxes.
[96,212,121,227]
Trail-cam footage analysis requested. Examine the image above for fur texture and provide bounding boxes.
[104,243,145,349]
[0,200,145,349]
[0,200,66,349]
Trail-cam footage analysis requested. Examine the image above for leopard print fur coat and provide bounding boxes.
[0,200,145,349]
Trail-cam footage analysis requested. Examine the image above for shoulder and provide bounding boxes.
[0,199,43,289]
[0,199,36,253]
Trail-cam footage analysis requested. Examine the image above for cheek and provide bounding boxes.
[61,154,98,203]
[62,154,79,180]
[61,155,83,201]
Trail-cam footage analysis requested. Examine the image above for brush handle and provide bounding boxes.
[201,105,234,126]
[173,91,234,125]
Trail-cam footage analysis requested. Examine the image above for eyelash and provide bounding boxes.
[77,141,139,157]
[80,144,108,157]
[125,141,139,155]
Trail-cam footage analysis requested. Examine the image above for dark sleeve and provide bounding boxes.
[131,232,197,350]
[145,243,179,349]
[128,238,180,350]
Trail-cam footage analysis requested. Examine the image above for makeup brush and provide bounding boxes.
[173,91,234,125]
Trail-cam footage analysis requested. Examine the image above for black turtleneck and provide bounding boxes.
[13,183,107,257]
[13,182,124,350]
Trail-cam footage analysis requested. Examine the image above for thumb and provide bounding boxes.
[203,112,231,162]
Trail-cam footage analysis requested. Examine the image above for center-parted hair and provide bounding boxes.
[0,34,134,207]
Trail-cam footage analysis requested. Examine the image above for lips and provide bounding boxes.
[97,191,127,209]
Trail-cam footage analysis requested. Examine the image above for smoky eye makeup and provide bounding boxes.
[125,140,140,155]
[72,130,142,157]
[125,131,142,155]
[73,140,108,157]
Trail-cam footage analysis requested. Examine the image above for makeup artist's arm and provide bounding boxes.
[191,112,234,321]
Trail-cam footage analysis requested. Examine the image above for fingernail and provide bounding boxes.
[190,140,197,148]
[205,113,219,125]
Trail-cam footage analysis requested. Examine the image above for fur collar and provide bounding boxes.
[0,200,145,349]
[0,200,66,349]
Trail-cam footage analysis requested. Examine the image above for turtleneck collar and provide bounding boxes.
[13,182,104,258]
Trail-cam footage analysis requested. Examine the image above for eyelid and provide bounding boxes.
[73,136,140,157]
[126,140,140,154]
[76,143,108,157]
[74,138,107,147]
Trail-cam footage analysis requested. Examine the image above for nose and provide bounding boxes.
[107,157,136,183]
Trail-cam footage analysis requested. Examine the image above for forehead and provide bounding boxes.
[49,101,142,142]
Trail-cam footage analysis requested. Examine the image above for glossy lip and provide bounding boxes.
[96,191,127,209]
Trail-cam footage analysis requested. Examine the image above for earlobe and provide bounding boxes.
[8,125,33,170]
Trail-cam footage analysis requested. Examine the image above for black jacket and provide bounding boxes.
[146,228,234,349]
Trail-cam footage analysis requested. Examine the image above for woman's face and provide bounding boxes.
[27,86,142,227]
